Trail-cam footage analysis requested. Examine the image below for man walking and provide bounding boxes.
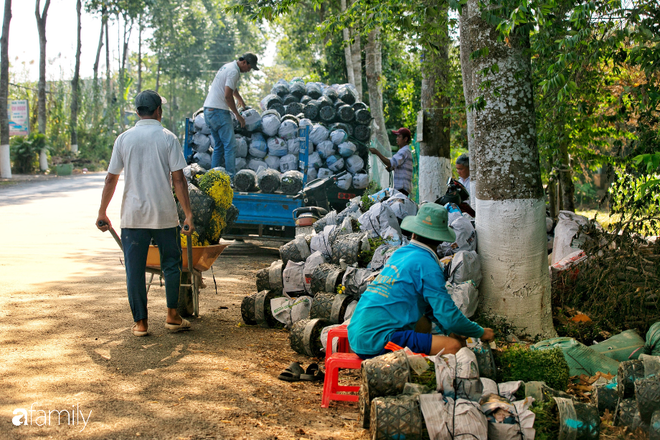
[203,53,259,177]
[369,127,413,196]
[97,90,195,337]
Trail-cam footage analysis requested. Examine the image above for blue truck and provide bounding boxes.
[183,119,367,239]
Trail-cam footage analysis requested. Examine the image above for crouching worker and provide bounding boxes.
[347,203,494,358]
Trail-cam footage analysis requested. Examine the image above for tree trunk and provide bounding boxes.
[92,11,105,123]
[340,0,355,86]
[105,17,112,130]
[137,14,142,93]
[461,0,555,338]
[0,0,11,178]
[558,142,575,211]
[155,51,161,93]
[418,2,451,203]
[35,0,50,171]
[118,15,132,132]
[69,0,81,153]
[459,6,477,207]
[348,0,362,98]
[365,27,391,188]
[35,0,50,136]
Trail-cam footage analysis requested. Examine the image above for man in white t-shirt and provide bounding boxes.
[203,53,259,177]
[97,90,195,337]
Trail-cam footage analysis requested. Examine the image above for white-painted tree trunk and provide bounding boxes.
[461,0,555,338]
[0,144,11,178]
[419,156,450,202]
[39,148,48,171]
[71,144,78,154]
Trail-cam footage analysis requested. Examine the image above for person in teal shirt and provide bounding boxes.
[347,203,494,358]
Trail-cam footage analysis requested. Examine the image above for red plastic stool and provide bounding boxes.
[325,325,350,364]
[321,325,362,407]
[321,352,363,407]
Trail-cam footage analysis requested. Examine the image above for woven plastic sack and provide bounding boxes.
[264,155,280,170]
[310,226,335,260]
[282,94,298,105]
[338,141,357,158]
[305,82,323,99]
[337,84,358,105]
[331,232,366,265]
[353,170,369,189]
[336,172,352,190]
[591,330,645,362]
[370,244,400,270]
[267,136,288,157]
[235,157,247,171]
[358,202,402,240]
[308,151,323,169]
[289,81,305,98]
[194,113,211,135]
[248,132,268,158]
[278,119,298,140]
[552,210,591,265]
[446,281,479,318]
[326,154,345,173]
[342,267,379,299]
[234,169,258,192]
[383,192,418,220]
[257,168,281,193]
[287,138,300,155]
[532,337,620,376]
[261,111,281,137]
[438,215,477,256]
[309,124,329,145]
[271,79,289,97]
[299,117,313,128]
[260,93,283,111]
[192,132,211,152]
[235,134,248,158]
[317,168,333,179]
[247,158,268,173]
[279,154,298,173]
[646,322,660,357]
[281,170,304,195]
[322,85,338,101]
[271,295,312,329]
[316,140,336,159]
[447,250,483,287]
[307,168,318,180]
[192,152,212,170]
[241,108,262,132]
[330,129,348,145]
[303,251,327,293]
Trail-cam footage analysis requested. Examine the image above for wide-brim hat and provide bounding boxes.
[400,202,456,243]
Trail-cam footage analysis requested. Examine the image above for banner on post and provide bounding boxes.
[8,100,29,136]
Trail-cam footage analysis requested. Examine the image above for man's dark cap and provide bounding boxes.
[242,53,259,71]
[135,90,167,112]
[392,127,411,139]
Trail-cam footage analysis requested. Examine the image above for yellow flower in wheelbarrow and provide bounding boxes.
[198,170,233,210]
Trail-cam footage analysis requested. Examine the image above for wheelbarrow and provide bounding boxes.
[99,221,230,317]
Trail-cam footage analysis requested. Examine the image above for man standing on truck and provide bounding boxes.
[97,90,195,337]
[203,53,259,178]
[369,127,413,196]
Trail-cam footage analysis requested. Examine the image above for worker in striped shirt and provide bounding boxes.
[369,127,414,196]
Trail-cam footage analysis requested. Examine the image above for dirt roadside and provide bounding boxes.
[0,175,367,440]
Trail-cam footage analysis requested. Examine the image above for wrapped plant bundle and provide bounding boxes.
[280,170,303,195]
[279,235,311,267]
[310,263,345,295]
[271,80,290,97]
[303,101,319,120]
[370,395,425,440]
[331,232,367,265]
[256,260,284,292]
[234,169,258,192]
[355,108,372,124]
[336,104,355,123]
[289,318,328,358]
[305,82,323,99]
[260,93,282,111]
[282,94,298,105]
[257,168,281,193]
[241,293,257,325]
[319,105,336,123]
[254,289,284,328]
[617,360,644,399]
[285,102,304,116]
[354,124,371,142]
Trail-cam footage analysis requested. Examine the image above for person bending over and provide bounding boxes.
[347,203,494,358]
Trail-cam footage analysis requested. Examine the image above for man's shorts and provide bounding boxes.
[355,330,433,360]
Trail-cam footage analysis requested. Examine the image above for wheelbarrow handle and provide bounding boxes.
[98,220,123,252]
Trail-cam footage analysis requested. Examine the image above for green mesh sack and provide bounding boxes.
[591,329,645,361]
[532,337,620,377]
[646,322,660,357]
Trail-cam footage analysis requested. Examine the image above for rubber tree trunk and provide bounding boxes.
[459,12,477,207]
[340,0,355,87]
[558,142,575,212]
[35,0,50,171]
[365,27,391,189]
[349,0,362,99]
[137,15,142,94]
[69,0,81,154]
[418,2,451,203]
[0,0,11,178]
[105,17,113,131]
[460,0,555,338]
[92,11,105,124]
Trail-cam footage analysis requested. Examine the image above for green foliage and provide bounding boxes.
[360,180,381,213]
[10,134,48,174]
[495,345,570,392]
[530,399,560,440]
[357,237,388,267]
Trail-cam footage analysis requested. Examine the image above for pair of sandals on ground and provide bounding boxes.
[132,319,192,337]
[278,362,324,382]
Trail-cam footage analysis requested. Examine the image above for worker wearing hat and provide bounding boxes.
[97,90,195,337]
[347,203,494,358]
[369,127,414,196]
[203,53,259,177]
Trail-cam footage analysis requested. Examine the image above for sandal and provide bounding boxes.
[300,363,325,382]
[278,362,304,382]
[165,318,191,332]
[132,324,148,337]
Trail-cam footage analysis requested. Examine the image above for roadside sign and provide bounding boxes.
[8,100,29,136]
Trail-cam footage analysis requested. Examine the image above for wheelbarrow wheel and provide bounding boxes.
[178,272,195,318]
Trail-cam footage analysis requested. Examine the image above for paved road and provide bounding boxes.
[0,172,124,290]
